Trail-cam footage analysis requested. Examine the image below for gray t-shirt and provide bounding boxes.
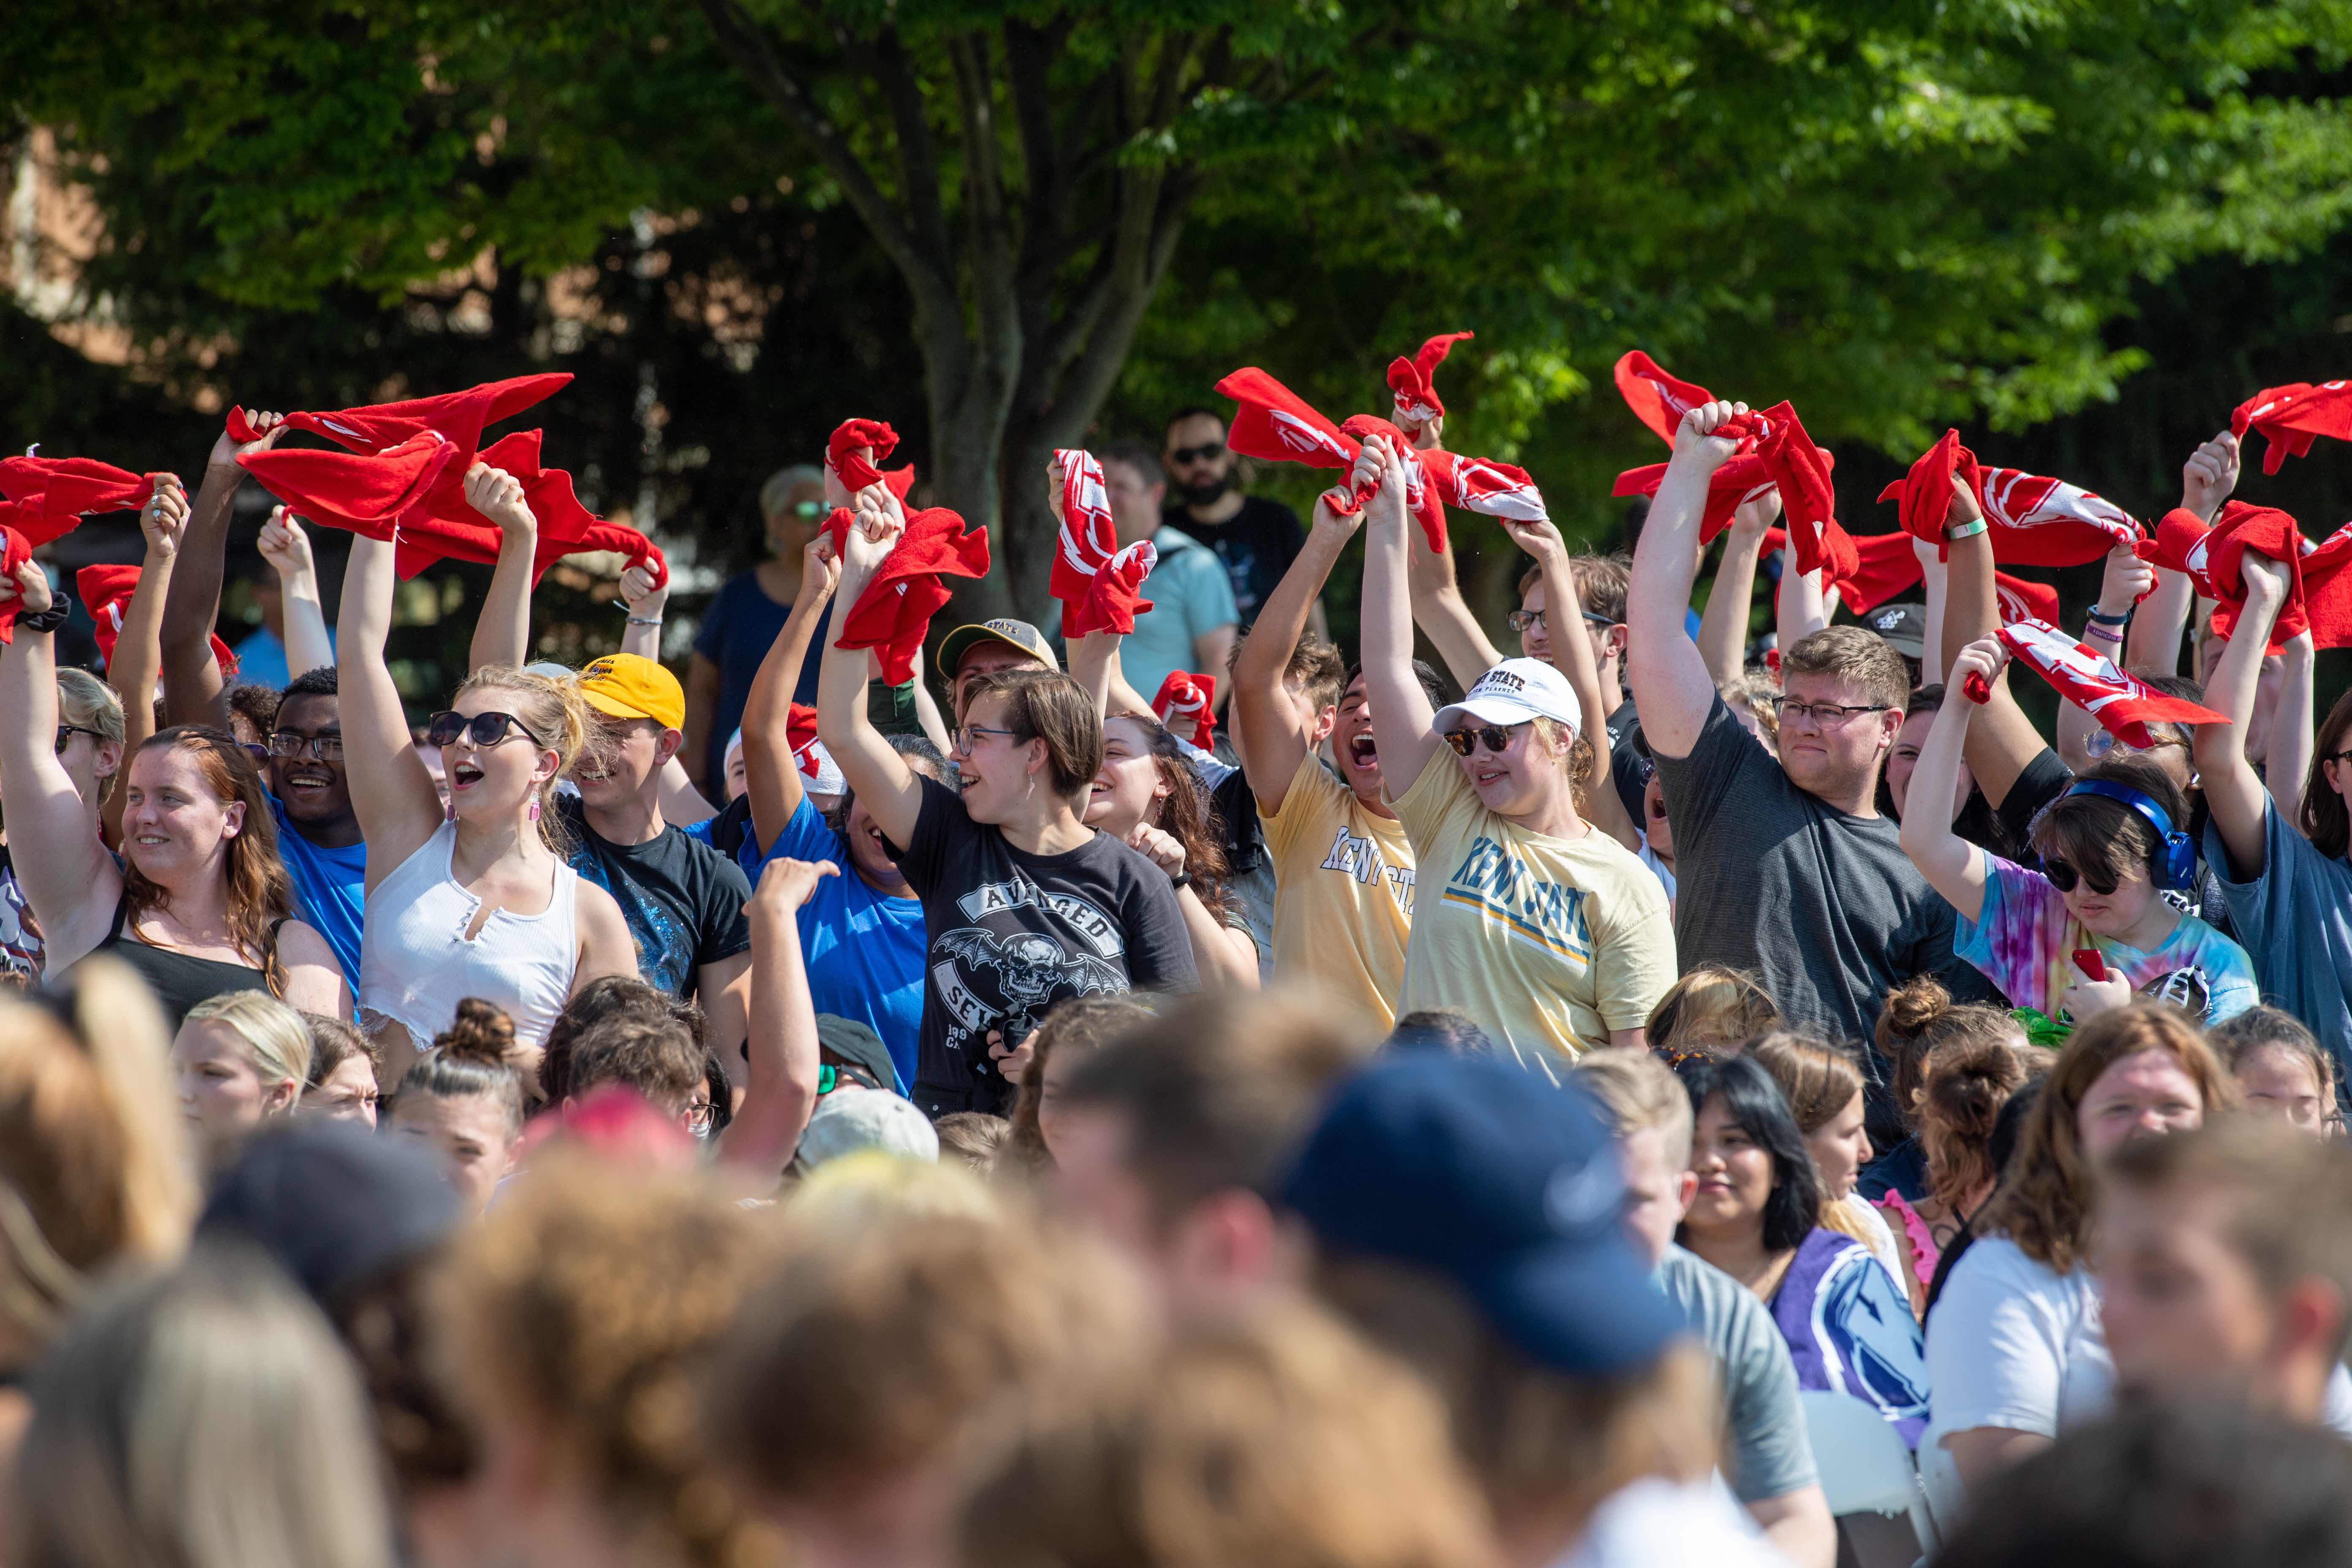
[1656,1244,1817,1503]
[1652,696,1990,1139]
[2205,796,2352,1078]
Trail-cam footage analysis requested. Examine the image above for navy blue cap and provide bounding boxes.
[1277,1051,1683,1375]
[200,1120,460,1308]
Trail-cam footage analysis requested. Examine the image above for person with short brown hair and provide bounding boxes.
[702,1207,1148,1568]
[1051,990,1376,1315]
[2098,1118,2352,1429]
[959,1302,1496,1568]
[818,495,1196,1119]
[1628,398,1995,1142]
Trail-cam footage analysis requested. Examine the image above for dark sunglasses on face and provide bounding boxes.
[1443,724,1522,757]
[425,710,542,749]
[2042,856,2121,897]
[53,724,106,754]
[1167,441,1225,465]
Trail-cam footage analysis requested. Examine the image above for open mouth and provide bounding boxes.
[133,833,170,849]
[863,823,889,855]
[1347,734,1379,769]
[283,770,333,794]
[452,760,485,790]
[1472,765,1510,789]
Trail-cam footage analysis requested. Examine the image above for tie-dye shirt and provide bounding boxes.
[1953,852,2258,1025]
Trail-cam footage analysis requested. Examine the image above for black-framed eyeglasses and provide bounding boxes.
[950,724,1019,752]
[1775,699,1892,727]
[268,730,344,760]
[1506,608,1545,634]
[2318,749,2352,766]
[682,1100,716,1132]
[53,724,105,755]
[425,710,543,749]
[1444,724,1522,757]
[1167,441,1225,465]
[2042,856,2121,898]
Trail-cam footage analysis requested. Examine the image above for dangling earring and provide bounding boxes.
[528,797,541,824]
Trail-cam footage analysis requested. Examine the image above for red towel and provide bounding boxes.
[1613,408,1794,544]
[1760,522,1862,598]
[784,702,847,795]
[1750,403,1838,577]
[225,373,568,455]
[0,528,30,645]
[77,563,237,674]
[1879,430,1984,555]
[1388,331,1475,432]
[239,431,460,541]
[0,453,163,547]
[380,430,667,590]
[1337,415,1448,553]
[1835,530,2058,627]
[826,419,899,492]
[1978,620,2223,745]
[1217,366,1359,473]
[2231,381,2352,475]
[1049,449,1158,638]
[1419,449,1547,525]
[1612,351,1720,446]
[1153,671,1217,751]
[1975,466,2140,567]
[822,505,991,686]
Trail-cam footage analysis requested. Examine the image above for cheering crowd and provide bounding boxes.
[5,339,2352,1568]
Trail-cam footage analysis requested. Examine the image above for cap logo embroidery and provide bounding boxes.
[1478,669,1528,695]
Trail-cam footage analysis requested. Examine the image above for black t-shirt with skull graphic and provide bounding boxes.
[894,776,1197,1118]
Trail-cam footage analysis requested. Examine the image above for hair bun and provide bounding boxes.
[1879,976,1952,1043]
[435,998,517,1067]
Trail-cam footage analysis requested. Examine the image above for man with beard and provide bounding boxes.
[261,665,368,997]
[1232,487,1443,1028]
[1161,407,1310,634]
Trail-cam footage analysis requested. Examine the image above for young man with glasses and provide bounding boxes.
[1160,406,1311,633]
[683,462,831,791]
[259,664,368,996]
[1630,400,1992,1141]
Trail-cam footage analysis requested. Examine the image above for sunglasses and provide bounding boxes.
[53,724,106,755]
[1167,441,1225,465]
[2041,856,2121,897]
[1443,724,1521,757]
[425,710,543,749]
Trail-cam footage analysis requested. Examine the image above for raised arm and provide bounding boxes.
[336,533,446,890]
[1937,482,2046,807]
[1233,487,1360,814]
[2133,431,2241,678]
[2193,556,2289,878]
[1697,492,1776,686]
[742,535,838,853]
[1403,503,1506,691]
[1503,514,1639,853]
[465,465,538,673]
[1359,442,1446,793]
[1628,401,1750,759]
[161,414,285,727]
[2057,544,2156,773]
[2273,628,2317,836]
[719,856,831,1183]
[1897,638,1998,923]
[100,479,190,849]
[1917,537,1949,689]
[1775,542,1829,652]
[614,564,717,829]
[814,493,923,849]
[0,563,126,965]
[1065,630,1154,721]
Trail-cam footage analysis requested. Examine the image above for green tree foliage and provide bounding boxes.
[9,0,2352,628]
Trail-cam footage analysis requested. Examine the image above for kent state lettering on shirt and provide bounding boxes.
[1319,827,1416,914]
[1444,836,1594,966]
[929,872,1127,1047]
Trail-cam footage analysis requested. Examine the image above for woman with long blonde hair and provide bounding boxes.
[339,482,634,1088]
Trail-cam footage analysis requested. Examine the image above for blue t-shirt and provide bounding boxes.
[692,571,819,784]
[2205,797,2352,1077]
[1117,528,1239,705]
[268,795,366,996]
[741,794,927,1092]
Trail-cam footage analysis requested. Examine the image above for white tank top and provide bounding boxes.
[358,820,580,1054]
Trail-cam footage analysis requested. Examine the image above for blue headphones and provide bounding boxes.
[2061,779,2196,890]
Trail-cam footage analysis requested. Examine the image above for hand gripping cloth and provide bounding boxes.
[1152,671,1217,751]
[1048,449,1157,637]
[822,505,991,686]
[1388,331,1475,433]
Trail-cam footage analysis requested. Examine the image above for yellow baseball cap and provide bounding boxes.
[577,653,686,731]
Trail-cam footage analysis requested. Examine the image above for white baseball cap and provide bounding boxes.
[1432,657,1583,741]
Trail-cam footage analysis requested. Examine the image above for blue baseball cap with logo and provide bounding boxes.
[1277,1051,1684,1375]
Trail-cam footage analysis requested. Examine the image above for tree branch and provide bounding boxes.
[948,31,1022,408]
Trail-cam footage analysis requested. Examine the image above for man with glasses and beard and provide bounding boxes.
[1161,407,1312,634]
[263,665,368,997]
[685,463,832,793]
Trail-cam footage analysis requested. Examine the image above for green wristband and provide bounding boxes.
[1944,517,1990,542]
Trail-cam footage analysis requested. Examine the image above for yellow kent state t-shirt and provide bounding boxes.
[1392,749,1676,1072]
[1258,751,1416,1026]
